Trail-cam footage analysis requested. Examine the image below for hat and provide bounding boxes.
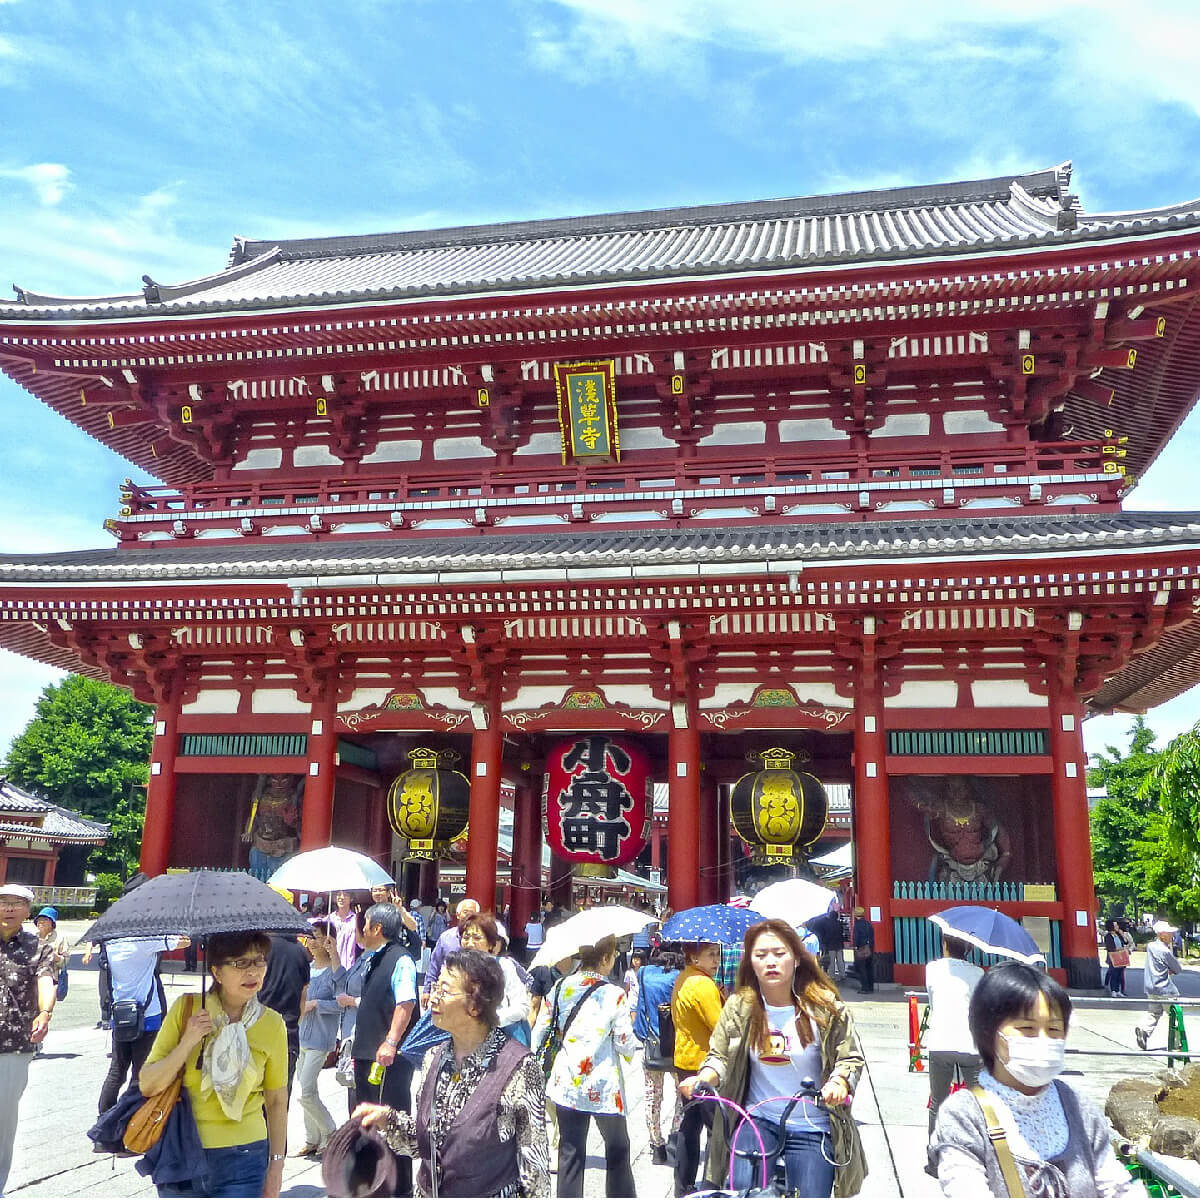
[0,883,34,904]
[321,1118,399,1197]
[36,906,58,925]
[853,906,866,917]
[408,898,422,909]
[1153,920,1179,935]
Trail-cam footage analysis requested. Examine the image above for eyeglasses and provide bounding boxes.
[220,956,268,971]
[431,982,465,1000]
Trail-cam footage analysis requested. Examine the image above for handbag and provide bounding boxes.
[535,980,606,1081]
[124,995,194,1154]
[334,1037,356,1087]
[637,968,675,1071]
[854,944,872,961]
[112,972,158,1044]
[1110,948,1131,968]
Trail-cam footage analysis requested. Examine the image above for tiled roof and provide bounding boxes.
[0,779,108,844]
[0,512,1197,583]
[6,163,1200,319]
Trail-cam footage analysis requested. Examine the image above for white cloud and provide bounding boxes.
[0,162,71,205]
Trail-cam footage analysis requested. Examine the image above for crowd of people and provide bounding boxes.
[0,875,1187,1197]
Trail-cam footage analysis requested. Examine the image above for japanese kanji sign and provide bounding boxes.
[545,734,649,868]
[553,360,620,463]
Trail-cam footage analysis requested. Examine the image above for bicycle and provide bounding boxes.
[685,1077,847,1197]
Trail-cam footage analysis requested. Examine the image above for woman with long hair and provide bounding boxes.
[678,919,867,1197]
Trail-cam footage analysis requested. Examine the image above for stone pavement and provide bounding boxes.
[7,941,1191,1197]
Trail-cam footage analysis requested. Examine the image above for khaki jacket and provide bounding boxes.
[698,989,868,1196]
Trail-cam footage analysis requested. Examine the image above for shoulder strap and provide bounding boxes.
[635,967,649,1024]
[971,1086,1026,1198]
[559,980,607,1040]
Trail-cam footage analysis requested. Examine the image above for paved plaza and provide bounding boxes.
[8,933,1192,1197]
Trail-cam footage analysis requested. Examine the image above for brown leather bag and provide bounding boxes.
[124,995,195,1154]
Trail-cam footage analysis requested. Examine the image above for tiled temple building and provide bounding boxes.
[2,162,1200,984]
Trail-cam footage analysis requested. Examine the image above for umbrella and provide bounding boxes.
[530,905,652,969]
[752,878,837,927]
[82,869,312,943]
[661,904,766,946]
[930,906,1046,964]
[267,846,393,894]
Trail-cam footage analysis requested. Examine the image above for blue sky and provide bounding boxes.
[0,0,1199,762]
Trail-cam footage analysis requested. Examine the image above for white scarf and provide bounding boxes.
[200,993,265,1121]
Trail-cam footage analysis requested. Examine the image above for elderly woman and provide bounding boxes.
[458,912,532,1044]
[931,962,1143,1196]
[140,931,289,1199]
[679,919,867,1197]
[357,948,549,1197]
[531,933,641,1198]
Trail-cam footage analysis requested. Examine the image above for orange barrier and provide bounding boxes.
[908,994,926,1072]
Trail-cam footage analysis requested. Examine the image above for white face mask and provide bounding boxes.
[1000,1032,1066,1088]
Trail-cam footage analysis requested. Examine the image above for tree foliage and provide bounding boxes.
[5,675,153,879]
[1144,720,1200,857]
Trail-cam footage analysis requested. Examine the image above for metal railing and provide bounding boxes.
[29,885,97,907]
[893,880,1057,902]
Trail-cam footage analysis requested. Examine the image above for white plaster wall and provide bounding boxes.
[620,426,678,451]
[596,684,669,710]
[694,507,758,520]
[1047,494,1096,506]
[340,688,394,711]
[591,510,666,523]
[294,444,343,467]
[263,525,311,537]
[779,418,849,442]
[412,518,474,530]
[433,436,495,460]
[421,687,469,711]
[871,412,931,438]
[883,680,960,708]
[495,514,569,526]
[361,439,422,463]
[876,500,935,512]
[963,497,1021,508]
[505,685,571,711]
[514,432,563,457]
[791,683,849,707]
[182,689,241,715]
[232,447,283,471]
[251,688,309,713]
[698,421,767,447]
[944,410,1005,435]
[970,679,1046,707]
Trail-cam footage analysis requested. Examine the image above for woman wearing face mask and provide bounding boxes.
[930,961,1143,1196]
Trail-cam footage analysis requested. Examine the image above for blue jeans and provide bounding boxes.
[731,1121,835,1197]
[156,1139,269,1198]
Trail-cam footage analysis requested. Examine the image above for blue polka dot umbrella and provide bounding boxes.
[661,904,766,946]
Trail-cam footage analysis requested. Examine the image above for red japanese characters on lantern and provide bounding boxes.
[545,735,650,869]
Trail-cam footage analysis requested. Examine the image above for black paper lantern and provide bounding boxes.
[730,747,827,866]
[386,747,470,861]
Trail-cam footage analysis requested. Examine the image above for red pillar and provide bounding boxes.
[1048,667,1101,988]
[651,818,662,870]
[668,717,701,912]
[141,674,182,877]
[465,690,504,908]
[698,775,719,906]
[550,852,574,909]
[42,856,56,887]
[509,777,542,939]
[300,675,339,851]
[853,627,894,980]
[719,784,736,901]
[417,861,440,904]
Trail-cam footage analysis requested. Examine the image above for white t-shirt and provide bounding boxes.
[744,1002,831,1131]
[924,957,984,1053]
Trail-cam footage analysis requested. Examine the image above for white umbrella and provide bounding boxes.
[752,878,838,927]
[531,904,652,969]
[267,846,394,894]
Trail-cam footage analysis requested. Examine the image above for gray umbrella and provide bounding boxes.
[81,869,311,943]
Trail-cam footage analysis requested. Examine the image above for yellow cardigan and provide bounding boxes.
[671,966,724,1071]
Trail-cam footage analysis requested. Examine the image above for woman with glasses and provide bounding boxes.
[140,932,289,1198]
[357,948,549,1197]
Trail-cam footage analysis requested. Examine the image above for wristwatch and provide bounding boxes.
[384,1036,399,1047]
[270,1153,285,1163]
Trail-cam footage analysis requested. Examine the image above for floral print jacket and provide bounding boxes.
[530,970,641,1115]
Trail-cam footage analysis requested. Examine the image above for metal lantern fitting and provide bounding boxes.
[730,747,827,866]
[386,747,470,860]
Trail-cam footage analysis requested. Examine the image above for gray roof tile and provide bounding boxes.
[6,163,1199,320]
[0,512,1196,583]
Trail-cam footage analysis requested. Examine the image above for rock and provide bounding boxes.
[1107,1083,1165,1142]
[1158,1068,1187,1089]
[1180,1064,1200,1090]
[1150,1115,1200,1157]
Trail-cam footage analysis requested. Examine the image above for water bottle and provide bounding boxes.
[368,1060,385,1086]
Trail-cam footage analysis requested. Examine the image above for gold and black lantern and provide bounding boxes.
[386,747,470,860]
[730,747,827,866]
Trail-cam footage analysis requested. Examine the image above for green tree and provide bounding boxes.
[1088,716,1163,913]
[1144,720,1200,856]
[5,675,153,878]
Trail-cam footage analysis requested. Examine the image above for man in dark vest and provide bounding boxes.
[353,902,417,1196]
